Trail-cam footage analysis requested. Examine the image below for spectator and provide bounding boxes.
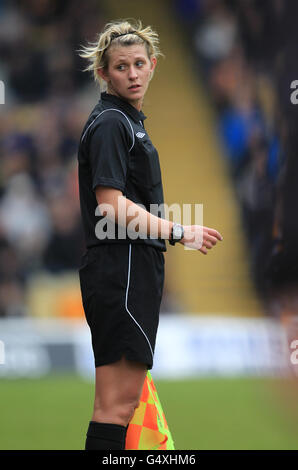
[42,193,84,273]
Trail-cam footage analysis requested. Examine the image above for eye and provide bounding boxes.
[116,64,126,71]
[136,61,144,67]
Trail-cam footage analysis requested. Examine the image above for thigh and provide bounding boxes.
[94,355,147,408]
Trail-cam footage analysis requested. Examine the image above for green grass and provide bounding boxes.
[0,375,298,450]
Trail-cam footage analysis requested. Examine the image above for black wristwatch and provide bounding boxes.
[169,223,184,246]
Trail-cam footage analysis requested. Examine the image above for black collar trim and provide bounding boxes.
[100,92,147,123]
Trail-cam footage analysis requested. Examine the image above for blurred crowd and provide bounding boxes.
[0,0,106,316]
[1,0,298,320]
[0,0,180,318]
[174,0,298,317]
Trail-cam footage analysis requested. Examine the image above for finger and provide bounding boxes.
[199,246,208,255]
[205,234,218,245]
[206,228,223,241]
[204,241,213,249]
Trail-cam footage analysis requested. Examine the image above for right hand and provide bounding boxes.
[179,225,223,254]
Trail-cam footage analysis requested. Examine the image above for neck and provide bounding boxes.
[107,87,143,111]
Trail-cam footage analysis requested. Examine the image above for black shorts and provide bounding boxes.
[79,243,165,370]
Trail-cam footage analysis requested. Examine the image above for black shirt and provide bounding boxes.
[78,92,166,252]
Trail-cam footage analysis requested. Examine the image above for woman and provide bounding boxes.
[78,19,223,450]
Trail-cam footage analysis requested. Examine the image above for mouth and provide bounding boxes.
[128,84,141,90]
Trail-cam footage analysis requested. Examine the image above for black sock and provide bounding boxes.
[85,421,127,450]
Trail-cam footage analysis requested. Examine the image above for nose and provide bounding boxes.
[128,66,138,80]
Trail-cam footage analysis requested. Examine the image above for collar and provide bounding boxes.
[100,92,147,123]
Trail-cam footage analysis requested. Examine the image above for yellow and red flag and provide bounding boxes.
[125,371,175,450]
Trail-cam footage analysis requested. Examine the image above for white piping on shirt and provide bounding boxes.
[81,108,135,152]
[125,244,154,360]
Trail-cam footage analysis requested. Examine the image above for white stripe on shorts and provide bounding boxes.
[125,244,154,361]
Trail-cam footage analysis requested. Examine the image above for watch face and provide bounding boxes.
[173,225,183,239]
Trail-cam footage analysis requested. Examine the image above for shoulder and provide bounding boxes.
[95,108,132,130]
[82,106,134,146]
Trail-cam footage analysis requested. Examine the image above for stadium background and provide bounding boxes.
[0,0,298,450]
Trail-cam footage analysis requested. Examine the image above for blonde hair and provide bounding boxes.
[78,19,162,89]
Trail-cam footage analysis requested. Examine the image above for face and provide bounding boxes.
[98,44,157,111]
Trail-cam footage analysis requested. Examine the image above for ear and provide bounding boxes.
[97,67,109,82]
[150,56,157,73]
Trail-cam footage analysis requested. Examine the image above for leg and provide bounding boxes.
[85,355,147,450]
[92,355,147,426]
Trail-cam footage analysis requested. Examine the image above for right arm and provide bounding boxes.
[95,186,223,254]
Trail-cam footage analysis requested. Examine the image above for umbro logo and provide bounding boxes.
[136,132,145,139]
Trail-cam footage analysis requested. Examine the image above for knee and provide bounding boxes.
[93,398,140,427]
[117,399,140,425]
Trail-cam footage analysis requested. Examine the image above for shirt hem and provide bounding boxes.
[92,178,125,192]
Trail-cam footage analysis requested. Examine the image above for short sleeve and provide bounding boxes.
[88,114,132,192]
